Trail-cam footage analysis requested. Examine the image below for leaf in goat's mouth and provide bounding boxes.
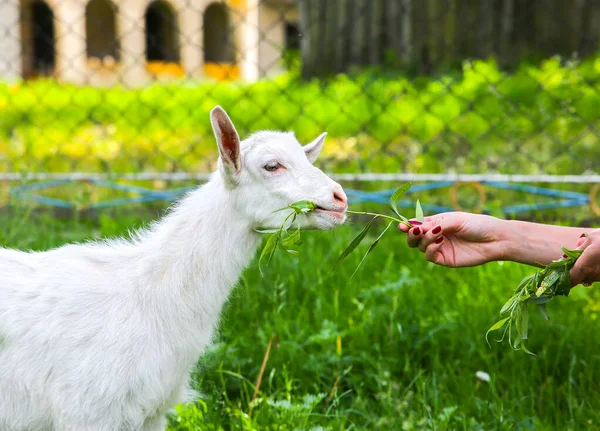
[257,183,417,277]
[257,200,317,275]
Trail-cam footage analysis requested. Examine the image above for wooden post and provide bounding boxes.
[335,0,349,73]
[401,0,412,65]
[478,0,494,59]
[369,0,383,65]
[385,0,401,63]
[299,0,312,78]
[500,0,514,67]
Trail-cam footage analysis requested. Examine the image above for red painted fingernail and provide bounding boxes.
[432,226,442,234]
[413,227,421,235]
[435,236,444,244]
[580,233,586,238]
[409,221,423,226]
[563,254,568,259]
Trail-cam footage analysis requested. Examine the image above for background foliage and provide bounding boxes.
[2,54,600,175]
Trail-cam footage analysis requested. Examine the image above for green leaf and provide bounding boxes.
[486,317,510,347]
[554,268,572,297]
[288,200,317,214]
[562,246,584,260]
[535,269,561,297]
[332,217,376,270]
[537,303,549,320]
[389,183,412,217]
[520,342,537,356]
[529,295,552,305]
[512,334,522,350]
[281,229,302,247]
[281,213,298,232]
[415,199,424,222]
[351,221,394,278]
[254,228,280,234]
[259,231,281,276]
[500,293,520,315]
[519,303,529,340]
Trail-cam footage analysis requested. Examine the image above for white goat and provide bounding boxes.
[0,106,348,431]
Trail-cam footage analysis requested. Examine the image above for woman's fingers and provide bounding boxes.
[570,250,595,286]
[425,236,445,264]
[570,234,598,286]
[398,223,410,233]
[418,224,444,253]
[405,221,438,248]
[407,225,423,248]
[575,235,587,248]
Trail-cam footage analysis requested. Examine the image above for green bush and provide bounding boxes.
[0,54,599,175]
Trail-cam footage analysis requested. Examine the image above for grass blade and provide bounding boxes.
[332,217,376,270]
[351,221,394,278]
[537,303,549,320]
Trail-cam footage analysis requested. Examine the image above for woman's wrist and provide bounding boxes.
[484,217,515,263]
[491,219,584,267]
[493,219,528,264]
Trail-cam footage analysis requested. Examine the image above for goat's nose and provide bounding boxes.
[333,186,348,209]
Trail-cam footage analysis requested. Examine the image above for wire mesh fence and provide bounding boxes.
[0,0,599,214]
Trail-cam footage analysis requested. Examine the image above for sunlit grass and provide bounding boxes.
[2,205,600,430]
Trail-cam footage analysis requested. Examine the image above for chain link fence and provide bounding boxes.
[0,0,599,214]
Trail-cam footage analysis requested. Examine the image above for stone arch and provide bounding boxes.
[20,0,56,77]
[203,2,234,63]
[145,0,180,62]
[85,0,120,62]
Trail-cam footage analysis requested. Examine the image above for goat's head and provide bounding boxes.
[210,106,347,231]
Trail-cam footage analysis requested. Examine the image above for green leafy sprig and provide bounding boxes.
[486,243,585,355]
[257,183,420,277]
[257,200,316,276]
[333,183,420,276]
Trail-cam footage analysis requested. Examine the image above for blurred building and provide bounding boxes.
[0,0,298,86]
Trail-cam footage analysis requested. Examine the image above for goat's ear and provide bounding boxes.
[303,132,327,164]
[210,106,241,177]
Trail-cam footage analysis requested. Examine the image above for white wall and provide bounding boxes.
[0,0,22,81]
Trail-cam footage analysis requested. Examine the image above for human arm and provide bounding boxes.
[399,212,587,268]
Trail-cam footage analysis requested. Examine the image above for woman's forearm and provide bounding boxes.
[495,219,586,267]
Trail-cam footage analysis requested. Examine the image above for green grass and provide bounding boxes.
[2,207,600,430]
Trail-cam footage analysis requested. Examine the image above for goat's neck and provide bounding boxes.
[140,177,261,320]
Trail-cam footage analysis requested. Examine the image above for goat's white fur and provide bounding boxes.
[0,107,347,431]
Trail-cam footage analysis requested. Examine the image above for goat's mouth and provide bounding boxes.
[314,205,346,220]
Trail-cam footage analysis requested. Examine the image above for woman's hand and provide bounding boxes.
[400,211,593,280]
[570,229,600,287]
[398,212,506,267]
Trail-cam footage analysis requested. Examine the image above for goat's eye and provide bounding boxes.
[264,162,281,172]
